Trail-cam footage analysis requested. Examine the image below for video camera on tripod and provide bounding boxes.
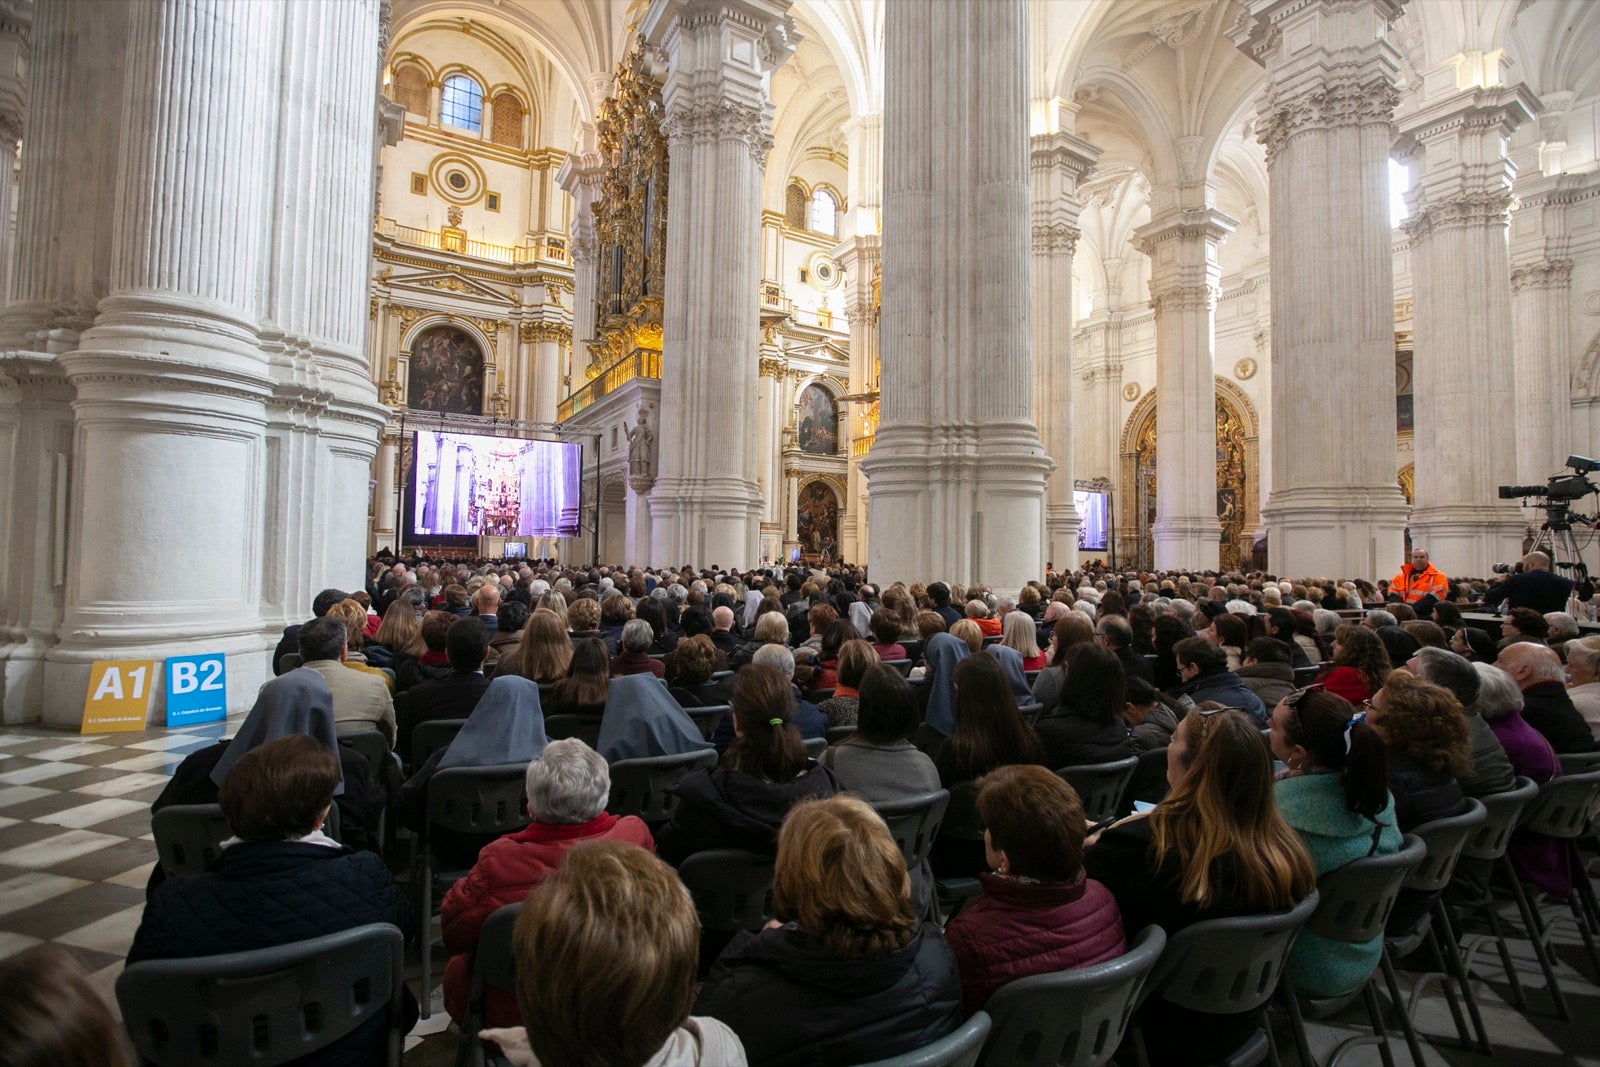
[1494,455,1600,596]
[1497,454,1600,506]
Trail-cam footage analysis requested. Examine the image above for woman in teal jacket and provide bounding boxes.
[1269,685,1402,998]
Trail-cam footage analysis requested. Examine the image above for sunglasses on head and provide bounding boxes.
[1282,683,1324,713]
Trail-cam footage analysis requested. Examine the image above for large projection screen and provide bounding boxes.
[412,431,582,539]
[1074,490,1109,552]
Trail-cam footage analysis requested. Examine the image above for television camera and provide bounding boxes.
[1495,455,1599,596]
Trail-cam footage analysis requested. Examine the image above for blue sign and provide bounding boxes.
[164,653,228,727]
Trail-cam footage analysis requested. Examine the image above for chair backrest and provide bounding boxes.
[710,670,734,681]
[1404,798,1487,892]
[543,714,601,747]
[807,688,836,703]
[803,736,828,759]
[1518,768,1600,840]
[1124,747,1171,810]
[425,765,531,838]
[1306,835,1426,945]
[1292,665,1320,686]
[410,717,468,770]
[900,640,923,663]
[1459,776,1539,860]
[1558,750,1600,776]
[467,903,519,1016]
[277,652,303,673]
[981,925,1167,1067]
[872,790,951,873]
[940,781,984,842]
[1144,889,1320,1016]
[883,659,913,678]
[913,722,947,759]
[677,849,775,932]
[606,750,719,822]
[827,724,858,745]
[341,730,391,775]
[152,803,234,877]
[1017,702,1044,725]
[683,704,729,741]
[847,1011,993,1067]
[1055,757,1139,824]
[116,922,404,1067]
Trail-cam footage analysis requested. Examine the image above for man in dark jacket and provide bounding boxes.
[1097,616,1154,684]
[1494,642,1598,753]
[928,583,963,628]
[1236,638,1296,709]
[1483,551,1577,615]
[271,587,346,675]
[1170,637,1267,725]
[395,617,491,760]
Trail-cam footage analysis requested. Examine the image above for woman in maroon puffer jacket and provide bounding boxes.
[943,765,1126,1013]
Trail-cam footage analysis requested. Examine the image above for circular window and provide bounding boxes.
[447,171,469,191]
[808,252,842,291]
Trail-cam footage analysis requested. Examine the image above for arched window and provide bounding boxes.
[808,187,838,236]
[440,74,484,133]
[393,64,429,119]
[491,92,524,148]
[785,180,808,228]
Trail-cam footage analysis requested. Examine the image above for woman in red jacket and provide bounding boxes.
[439,738,653,1027]
[943,764,1126,1013]
[1315,623,1392,704]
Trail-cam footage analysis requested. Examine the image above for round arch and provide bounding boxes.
[400,317,492,415]
[796,475,845,560]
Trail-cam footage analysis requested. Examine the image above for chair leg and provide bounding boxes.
[1482,906,1528,1010]
[1422,925,1471,1049]
[1569,890,1600,980]
[1379,947,1426,1067]
[1362,979,1398,1067]
[420,859,434,1020]
[1503,857,1569,1020]
[1279,985,1316,1067]
[1431,902,1488,1053]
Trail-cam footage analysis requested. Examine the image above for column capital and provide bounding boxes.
[1032,224,1080,257]
[1510,259,1574,293]
[1133,207,1235,313]
[1029,131,1100,183]
[1398,85,1536,242]
[1132,207,1236,256]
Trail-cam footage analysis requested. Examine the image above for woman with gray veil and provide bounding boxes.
[919,632,971,737]
[397,675,548,869]
[597,674,714,762]
[985,642,1035,708]
[148,669,385,889]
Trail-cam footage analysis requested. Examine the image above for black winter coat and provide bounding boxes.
[1035,712,1134,770]
[128,841,417,1067]
[695,923,962,1067]
[1519,682,1599,754]
[656,763,838,866]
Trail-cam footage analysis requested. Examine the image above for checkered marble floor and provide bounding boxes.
[3,718,1600,1066]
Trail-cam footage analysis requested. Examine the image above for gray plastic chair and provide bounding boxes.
[804,735,828,758]
[883,658,914,677]
[410,717,468,771]
[827,724,858,744]
[872,789,950,876]
[117,922,405,1067]
[543,714,602,746]
[1279,835,1426,1067]
[151,803,234,877]
[341,728,393,772]
[458,902,519,1067]
[1055,757,1138,823]
[1380,798,1486,1062]
[677,849,775,933]
[932,781,985,918]
[277,652,303,673]
[417,765,530,1018]
[683,703,730,741]
[1452,775,1540,1032]
[606,749,718,822]
[1134,889,1321,1067]
[1123,747,1171,813]
[981,924,1166,1067]
[846,1011,992,1067]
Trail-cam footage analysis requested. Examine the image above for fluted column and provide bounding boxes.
[835,234,879,565]
[372,434,399,553]
[526,322,566,425]
[866,0,1049,589]
[642,0,795,569]
[1232,0,1410,580]
[557,151,603,377]
[1398,84,1535,576]
[1031,132,1098,569]
[1133,209,1233,571]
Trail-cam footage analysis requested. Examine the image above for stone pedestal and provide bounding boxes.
[626,473,655,566]
[865,0,1048,591]
[1031,132,1099,570]
[1233,0,1410,580]
[642,0,794,569]
[1399,85,1536,576]
[1133,209,1234,572]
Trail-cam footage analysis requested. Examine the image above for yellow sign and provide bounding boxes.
[80,660,158,734]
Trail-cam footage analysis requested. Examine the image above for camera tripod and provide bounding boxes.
[1526,506,1594,608]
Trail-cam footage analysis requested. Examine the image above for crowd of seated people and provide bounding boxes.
[116,555,1600,1066]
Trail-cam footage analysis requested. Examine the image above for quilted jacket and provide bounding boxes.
[944,872,1127,1014]
[128,840,415,1067]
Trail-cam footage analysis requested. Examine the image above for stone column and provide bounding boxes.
[1031,132,1098,569]
[642,0,795,569]
[527,322,565,425]
[1398,84,1535,576]
[372,435,399,552]
[865,0,1049,590]
[0,1,28,309]
[835,235,879,565]
[1509,175,1582,484]
[557,151,603,376]
[1232,0,1410,580]
[1132,208,1233,571]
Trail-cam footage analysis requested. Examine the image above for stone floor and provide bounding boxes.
[0,716,1597,1065]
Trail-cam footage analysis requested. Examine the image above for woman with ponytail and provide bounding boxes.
[1269,685,1402,998]
[656,665,838,867]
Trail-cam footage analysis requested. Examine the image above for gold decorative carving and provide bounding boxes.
[592,43,668,334]
[759,356,787,379]
[1233,357,1257,381]
[521,322,574,345]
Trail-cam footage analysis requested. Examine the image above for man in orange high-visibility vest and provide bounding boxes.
[1390,548,1449,604]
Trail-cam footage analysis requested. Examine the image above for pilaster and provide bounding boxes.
[642,0,796,569]
[1398,83,1536,576]
[1232,0,1410,580]
[556,151,604,377]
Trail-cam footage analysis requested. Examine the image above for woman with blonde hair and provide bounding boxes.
[368,600,422,667]
[481,841,745,1067]
[1084,707,1315,1063]
[1565,635,1600,736]
[506,609,572,684]
[1000,609,1045,671]
[536,589,568,629]
[948,618,984,654]
[696,796,961,1067]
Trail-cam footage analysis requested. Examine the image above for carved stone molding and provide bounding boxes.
[1148,285,1219,316]
[758,356,787,379]
[1032,223,1081,257]
[1402,192,1514,243]
[1510,259,1574,293]
[1257,74,1399,165]
[663,98,773,167]
[521,321,573,345]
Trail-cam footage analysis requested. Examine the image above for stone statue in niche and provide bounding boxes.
[624,404,657,484]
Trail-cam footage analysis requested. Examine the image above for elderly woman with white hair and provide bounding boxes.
[439,737,654,1028]
[1566,636,1600,739]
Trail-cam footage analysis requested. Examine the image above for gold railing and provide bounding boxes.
[557,350,661,421]
[852,433,875,457]
[374,218,569,265]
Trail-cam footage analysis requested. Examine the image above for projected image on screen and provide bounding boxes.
[413,431,581,539]
[1074,490,1109,552]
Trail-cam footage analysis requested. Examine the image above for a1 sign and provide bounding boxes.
[80,661,159,734]
[165,653,228,727]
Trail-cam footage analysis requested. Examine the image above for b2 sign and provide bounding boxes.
[164,653,228,727]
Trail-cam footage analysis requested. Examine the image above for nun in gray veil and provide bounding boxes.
[984,643,1035,707]
[921,632,970,737]
[596,674,714,762]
